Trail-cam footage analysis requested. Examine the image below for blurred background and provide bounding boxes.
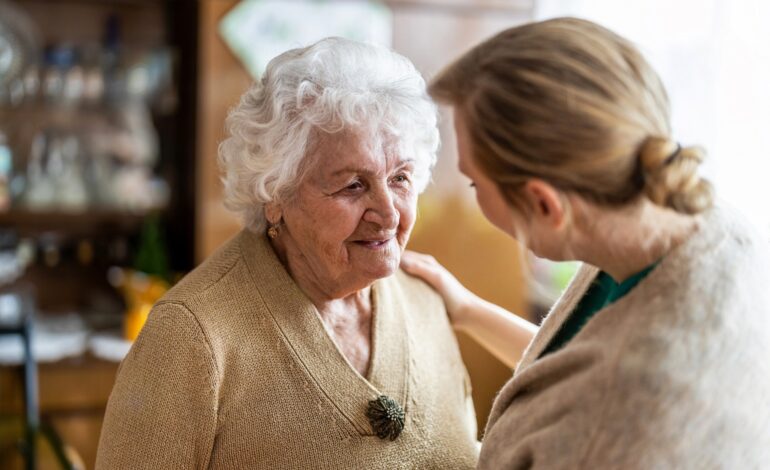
[0,0,767,468]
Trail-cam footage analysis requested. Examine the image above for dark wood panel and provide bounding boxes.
[1,354,119,469]
[0,354,119,414]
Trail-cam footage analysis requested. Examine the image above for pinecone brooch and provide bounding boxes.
[366,395,405,441]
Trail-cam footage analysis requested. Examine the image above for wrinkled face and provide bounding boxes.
[279,129,418,295]
[454,109,518,236]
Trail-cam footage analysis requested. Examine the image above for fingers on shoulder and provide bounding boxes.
[404,251,438,265]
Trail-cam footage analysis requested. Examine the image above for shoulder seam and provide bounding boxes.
[196,254,243,297]
[164,254,243,306]
[151,300,220,468]
[154,300,222,392]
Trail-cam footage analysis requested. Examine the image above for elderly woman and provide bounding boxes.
[403,18,770,469]
[96,38,478,469]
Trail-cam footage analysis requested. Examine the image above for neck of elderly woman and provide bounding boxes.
[269,234,375,377]
[269,235,374,314]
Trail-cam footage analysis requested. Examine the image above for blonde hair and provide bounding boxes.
[430,17,713,215]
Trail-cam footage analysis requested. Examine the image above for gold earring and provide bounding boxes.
[267,224,279,239]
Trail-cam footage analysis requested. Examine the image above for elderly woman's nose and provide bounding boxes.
[363,186,399,229]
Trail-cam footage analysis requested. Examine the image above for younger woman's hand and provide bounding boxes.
[400,250,477,327]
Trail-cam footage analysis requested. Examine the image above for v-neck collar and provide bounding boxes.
[516,264,599,373]
[239,229,410,436]
[537,263,658,359]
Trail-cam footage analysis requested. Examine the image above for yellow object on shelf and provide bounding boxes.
[108,267,169,341]
[124,302,153,342]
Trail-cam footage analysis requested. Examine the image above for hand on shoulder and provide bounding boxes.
[400,250,476,328]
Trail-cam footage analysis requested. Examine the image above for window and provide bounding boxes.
[537,0,770,228]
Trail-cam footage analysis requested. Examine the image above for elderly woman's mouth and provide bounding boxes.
[353,238,393,249]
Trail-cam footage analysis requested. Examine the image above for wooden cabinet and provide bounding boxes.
[0,1,199,468]
[1,355,119,469]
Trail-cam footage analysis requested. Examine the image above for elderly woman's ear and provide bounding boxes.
[265,203,282,226]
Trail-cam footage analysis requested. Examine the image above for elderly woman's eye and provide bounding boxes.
[392,173,410,184]
[344,181,364,191]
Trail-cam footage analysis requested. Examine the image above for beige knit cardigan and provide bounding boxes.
[479,206,770,469]
[96,230,479,469]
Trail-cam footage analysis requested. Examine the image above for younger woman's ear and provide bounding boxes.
[522,179,566,229]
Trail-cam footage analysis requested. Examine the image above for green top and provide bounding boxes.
[539,264,657,358]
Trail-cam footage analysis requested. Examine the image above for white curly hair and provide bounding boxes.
[218,37,440,233]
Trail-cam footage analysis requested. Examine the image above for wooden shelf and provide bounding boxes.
[0,209,150,235]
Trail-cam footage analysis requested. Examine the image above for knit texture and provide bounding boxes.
[96,230,478,469]
[479,204,770,469]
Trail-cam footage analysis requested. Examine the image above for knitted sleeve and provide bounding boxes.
[95,301,219,470]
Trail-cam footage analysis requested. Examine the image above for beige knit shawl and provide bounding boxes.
[479,206,770,469]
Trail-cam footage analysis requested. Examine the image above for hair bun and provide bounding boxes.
[639,137,714,214]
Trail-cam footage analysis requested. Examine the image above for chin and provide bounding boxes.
[529,245,565,263]
[362,258,399,281]
[372,262,398,279]
[341,263,396,296]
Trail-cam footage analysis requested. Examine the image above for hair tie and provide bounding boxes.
[663,143,682,166]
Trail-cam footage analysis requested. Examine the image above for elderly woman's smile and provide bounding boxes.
[353,239,391,248]
[270,129,417,298]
